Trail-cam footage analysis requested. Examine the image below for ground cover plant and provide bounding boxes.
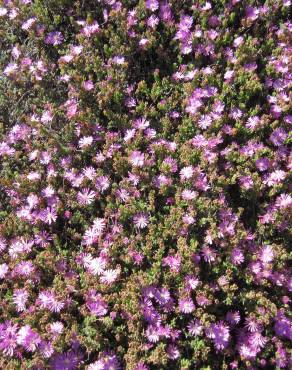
[0,0,291,369]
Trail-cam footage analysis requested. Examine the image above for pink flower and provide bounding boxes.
[77,188,96,205]
[198,114,213,129]
[178,298,195,313]
[201,246,216,263]
[49,322,64,336]
[133,213,149,229]
[130,151,145,167]
[167,344,180,359]
[181,189,196,200]
[84,255,107,276]
[265,170,286,186]
[239,175,254,190]
[38,291,64,313]
[13,289,29,312]
[93,218,106,233]
[82,80,94,90]
[100,268,120,285]
[13,261,35,277]
[180,166,194,181]
[0,263,9,279]
[65,99,78,119]
[224,70,235,81]
[259,245,274,264]
[162,255,181,273]
[231,248,244,265]
[79,136,93,148]
[188,320,203,336]
[0,237,7,252]
[3,62,18,76]
[245,317,262,333]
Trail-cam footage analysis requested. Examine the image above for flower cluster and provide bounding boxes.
[0,0,291,369]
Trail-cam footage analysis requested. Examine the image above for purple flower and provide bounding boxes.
[16,325,41,352]
[245,317,262,333]
[226,311,241,325]
[41,207,57,225]
[274,314,292,340]
[256,157,270,171]
[145,324,161,343]
[85,289,108,316]
[159,2,173,24]
[206,322,230,351]
[270,128,287,146]
[45,31,64,45]
[50,350,82,370]
[145,0,159,12]
[248,331,267,349]
[167,344,180,359]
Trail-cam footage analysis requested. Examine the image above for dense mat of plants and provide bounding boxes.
[0,0,291,369]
